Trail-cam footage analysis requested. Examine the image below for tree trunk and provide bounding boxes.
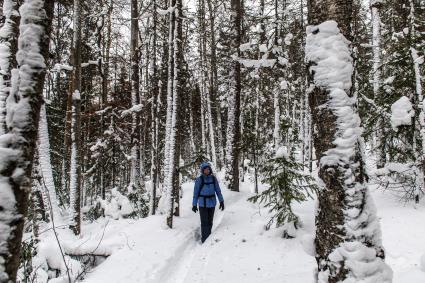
[0,0,20,135]
[164,0,182,228]
[306,0,392,281]
[0,0,54,281]
[38,103,60,221]
[130,0,141,192]
[408,0,424,204]
[69,0,83,236]
[150,0,159,215]
[206,0,223,169]
[163,0,175,192]
[173,0,183,217]
[370,0,386,169]
[225,0,242,192]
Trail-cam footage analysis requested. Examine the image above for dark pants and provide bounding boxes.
[199,207,215,243]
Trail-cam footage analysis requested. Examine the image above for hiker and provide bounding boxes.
[192,162,224,243]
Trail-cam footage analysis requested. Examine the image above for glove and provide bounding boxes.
[219,201,224,211]
[192,206,198,213]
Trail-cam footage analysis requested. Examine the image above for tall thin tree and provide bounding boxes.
[130,0,141,191]
[225,0,242,192]
[69,0,83,235]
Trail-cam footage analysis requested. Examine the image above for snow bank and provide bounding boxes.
[390,96,414,131]
[421,254,425,272]
[275,146,289,159]
[100,188,134,219]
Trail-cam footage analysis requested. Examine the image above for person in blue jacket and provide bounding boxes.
[192,162,224,243]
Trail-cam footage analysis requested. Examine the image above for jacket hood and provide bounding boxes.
[200,162,213,174]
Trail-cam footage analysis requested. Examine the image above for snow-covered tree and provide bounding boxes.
[306,0,392,281]
[129,0,141,192]
[225,0,243,192]
[161,0,184,228]
[68,0,82,235]
[0,0,20,135]
[0,0,54,280]
[37,103,60,221]
[248,146,317,237]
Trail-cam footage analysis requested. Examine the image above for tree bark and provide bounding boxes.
[69,0,83,236]
[150,0,159,215]
[225,0,242,192]
[0,0,20,135]
[0,0,54,281]
[306,0,391,282]
[130,0,141,191]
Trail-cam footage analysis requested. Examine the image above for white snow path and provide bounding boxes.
[82,179,316,283]
[81,178,425,283]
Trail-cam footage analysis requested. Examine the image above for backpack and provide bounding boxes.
[198,175,217,207]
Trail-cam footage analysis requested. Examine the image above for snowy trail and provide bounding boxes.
[139,182,316,283]
[149,196,231,283]
[176,189,316,283]
[82,178,425,283]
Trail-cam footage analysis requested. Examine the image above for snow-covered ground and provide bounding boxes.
[57,173,424,283]
[374,187,425,282]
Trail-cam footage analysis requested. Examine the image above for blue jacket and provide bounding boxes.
[192,163,224,208]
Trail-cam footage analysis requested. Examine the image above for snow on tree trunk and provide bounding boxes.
[69,91,81,235]
[225,0,242,192]
[371,0,382,99]
[0,0,53,281]
[162,0,175,193]
[207,0,222,169]
[200,83,207,153]
[160,0,183,228]
[206,87,217,167]
[370,0,386,169]
[306,1,392,280]
[130,0,141,192]
[150,0,159,215]
[273,86,281,148]
[0,0,20,135]
[412,47,425,203]
[409,0,424,204]
[37,103,60,221]
[68,0,82,236]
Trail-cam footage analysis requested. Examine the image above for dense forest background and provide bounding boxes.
[0,0,423,282]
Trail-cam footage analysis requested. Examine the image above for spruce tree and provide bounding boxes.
[248,145,317,237]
